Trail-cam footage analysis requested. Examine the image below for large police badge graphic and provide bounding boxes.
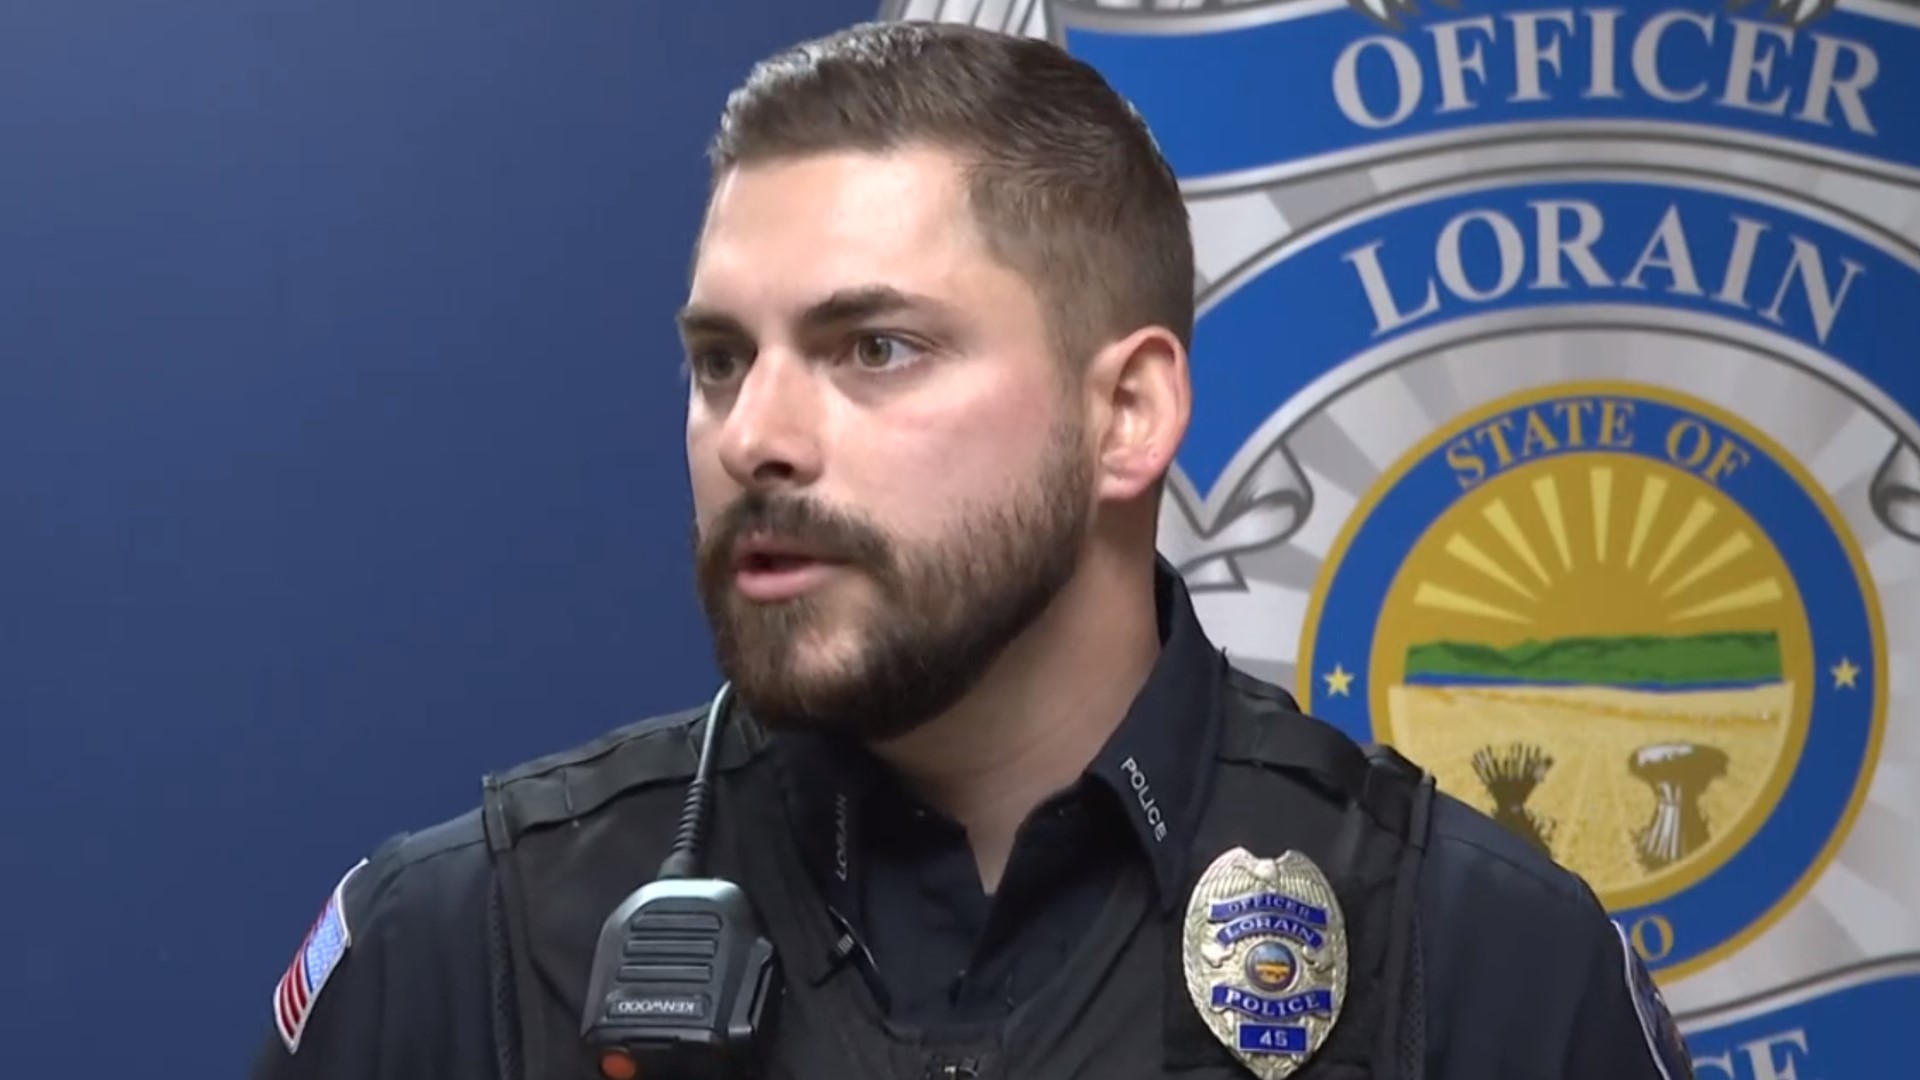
[885,0,1919,1073]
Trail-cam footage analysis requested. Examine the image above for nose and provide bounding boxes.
[715,351,825,492]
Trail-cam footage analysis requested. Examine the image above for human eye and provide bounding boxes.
[683,343,751,387]
[845,332,930,375]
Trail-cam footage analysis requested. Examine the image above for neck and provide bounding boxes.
[866,548,1163,893]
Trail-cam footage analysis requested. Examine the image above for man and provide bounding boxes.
[252,20,1697,1080]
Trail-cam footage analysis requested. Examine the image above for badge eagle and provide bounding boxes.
[1182,847,1348,1078]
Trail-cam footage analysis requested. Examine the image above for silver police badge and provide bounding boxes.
[1182,847,1347,1078]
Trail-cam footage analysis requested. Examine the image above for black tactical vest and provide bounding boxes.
[479,669,1435,1080]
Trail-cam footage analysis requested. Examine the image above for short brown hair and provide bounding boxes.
[707,20,1195,363]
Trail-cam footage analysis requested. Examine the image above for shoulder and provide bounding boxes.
[1416,792,1696,1078]
[339,704,711,916]
[348,806,493,925]
[270,705,715,978]
[300,808,495,997]
[250,809,494,1078]
[1416,789,1620,975]
[1419,789,1601,917]
[489,705,711,786]
[1414,793,1624,1023]
[250,706,720,1078]
[1221,664,1304,715]
[349,703,716,889]
[483,704,723,840]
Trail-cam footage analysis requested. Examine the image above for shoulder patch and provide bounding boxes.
[1614,920,1695,1080]
[273,858,368,1054]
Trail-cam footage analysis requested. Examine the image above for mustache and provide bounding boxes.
[695,492,894,572]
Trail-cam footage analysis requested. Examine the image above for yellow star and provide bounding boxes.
[1831,657,1861,690]
[1324,664,1355,697]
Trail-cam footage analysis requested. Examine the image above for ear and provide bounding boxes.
[1084,325,1191,503]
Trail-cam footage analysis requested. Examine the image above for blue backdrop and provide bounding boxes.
[0,1,872,1075]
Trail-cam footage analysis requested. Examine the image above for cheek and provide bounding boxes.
[847,389,1059,535]
[684,424,731,524]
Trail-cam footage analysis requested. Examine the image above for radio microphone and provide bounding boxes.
[580,683,782,1080]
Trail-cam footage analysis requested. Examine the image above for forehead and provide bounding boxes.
[689,147,1000,316]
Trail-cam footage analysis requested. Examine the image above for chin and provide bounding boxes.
[723,617,866,696]
[782,628,871,688]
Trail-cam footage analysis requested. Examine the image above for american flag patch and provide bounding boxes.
[273,858,368,1053]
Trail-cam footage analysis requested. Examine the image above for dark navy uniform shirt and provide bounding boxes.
[769,563,1226,1027]
[251,567,1694,1080]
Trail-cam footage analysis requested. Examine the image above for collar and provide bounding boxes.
[1082,556,1225,908]
[774,556,1226,915]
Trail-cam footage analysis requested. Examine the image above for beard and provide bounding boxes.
[692,421,1093,743]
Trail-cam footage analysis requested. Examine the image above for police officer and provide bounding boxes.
[252,20,1698,1080]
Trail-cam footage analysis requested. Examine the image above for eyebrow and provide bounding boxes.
[675,285,946,341]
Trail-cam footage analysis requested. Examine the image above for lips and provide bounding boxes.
[732,535,839,572]
[738,550,826,574]
[729,535,845,602]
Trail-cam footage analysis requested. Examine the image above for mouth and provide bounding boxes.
[738,551,826,573]
[733,535,838,571]
[730,536,844,600]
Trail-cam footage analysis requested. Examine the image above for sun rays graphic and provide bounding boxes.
[1410,462,1788,632]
